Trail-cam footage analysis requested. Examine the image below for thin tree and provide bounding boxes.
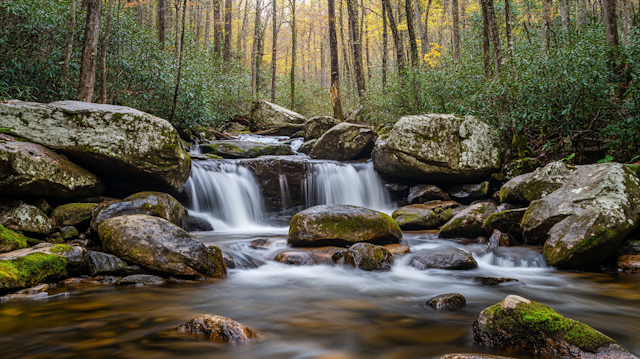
[347,0,366,97]
[405,0,420,66]
[558,0,570,35]
[382,0,388,88]
[423,0,433,53]
[99,0,116,104]
[251,0,262,95]
[77,0,103,103]
[451,0,460,60]
[505,0,514,57]
[214,0,222,55]
[171,0,189,122]
[485,0,503,71]
[290,0,296,109]
[382,0,405,72]
[414,0,427,56]
[196,0,202,47]
[328,0,345,119]
[338,0,351,79]
[173,0,182,57]
[62,0,76,82]
[481,0,491,78]
[224,0,233,60]
[541,0,552,51]
[602,0,619,48]
[621,0,632,41]
[205,1,211,55]
[271,0,278,101]
[238,0,250,60]
[158,0,166,49]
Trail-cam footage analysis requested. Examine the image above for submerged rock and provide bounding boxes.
[617,254,640,273]
[473,295,637,358]
[185,214,214,232]
[116,274,166,286]
[0,224,29,253]
[344,242,394,271]
[98,215,226,278]
[407,184,451,204]
[174,314,257,342]
[409,247,478,270]
[288,205,402,247]
[249,100,306,135]
[499,161,575,205]
[0,100,191,193]
[383,243,411,255]
[372,114,501,183]
[439,202,497,239]
[473,276,519,285]
[297,139,317,155]
[310,123,377,161]
[304,116,341,141]
[438,354,516,359]
[220,247,265,269]
[0,199,55,235]
[426,293,466,309]
[274,250,320,266]
[392,202,460,230]
[202,140,293,159]
[487,230,519,248]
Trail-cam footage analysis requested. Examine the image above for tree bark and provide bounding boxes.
[347,0,366,97]
[62,0,76,82]
[541,0,552,51]
[382,0,405,72]
[290,0,296,109]
[338,0,351,79]
[405,0,420,66]
[481,0,492,79]
[252,0,261,95]
[485,0,503,72]
[238,0,249,60]
[271,0,277,101]
[559,0,570,35]
[174,0,182,57]
[77,0,103,103]
[382,1,388,88]
[171,0,189,122]
[214,0,222,55]
[505,0,514,57]
[99,0,115,104]
[196,0,203,47]
[158,0,166,49]
[224,0,233,60]
[621,0,632,41]
[205,1,211,55]
[603,0,619,47]
[451,0,460,60]
[328,0,345,120]
[414,0,427,56]
[424,0,432,50]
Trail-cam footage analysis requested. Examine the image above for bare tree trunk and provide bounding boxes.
[214,0,222,55]
[256,20,265,93]
[424,0,432,49]
[347,0,366,97]
[171,0,189,122]
[77,0,103,103]
[382,1,388,88]
[559,0,570,35]
[365,9,371,79]
[621,0,632,41]
[485,0,503,72]
[406,0,420,66]
[460,0,466,29]
[603,0,619,46]
[205,1,211,55]
[541,0,552,51]
[382,0,405,72]
[158,0,166,49]
[328,0,345,120]
[99,0,115,104]
[414,0,427,56]
[196,0,202,48]
[238,0,249,60]
[251,0,261,95]
[271,0,277,101]
[174,0,182,57]
[451,0,460,60]
[505,0,514,57]
[338,0,351,79]
[62,0,76,82]
[224,0,233,60]
[290,0,296,109]
[481,0,492,79]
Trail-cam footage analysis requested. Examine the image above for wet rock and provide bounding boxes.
[30,198,54,216]
[0,134,104,198]
[15,283,49,294]
[185,214,214,232]
[616,234,640,257]
[116,274,166,286]
[299,246,347,263]
[0,199,56,236]
[499,161,576,205]
[617,254,640,273]
[249,100,306,135]
[86,251,143,276]
[439,202,497,239]
[372,114,501,184]
[0,100,191,193]
[274,250,320,266]
[298,139,317,155]
[60,226,79,240]
[446,182,490,204]
[426,293,466,309]
[0,224,29,253]
[98,215,226,278]
[487,230,519,248]
[219,247,265,269]
[304,116,341,141]
[407,184,451,204]
[473,276,519,285]
[202,140,293,159]
[288,205,402,247]
[310,123,377,161]
[483,209,526,243]
[384,243,410,255]
[51,203,98,232]
[344,242,394,271]
[473,295,637,358]
[438,354,516,359]
[249,237,288,250]
[502,158,538,181]
[409,247,478,270]
[91,191,188,231]
[174,314,257,342]
[392,202,461,230]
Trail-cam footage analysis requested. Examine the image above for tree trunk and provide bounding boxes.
[271,0,277,101]
[158,0,166,49]
[382,1,388,88]
[328,0,345,120]
[205,1,211,55]
[365,9,371,79]
[99,0,115,104]
[485,0,503,72]
[603,0,619,46]
[171,0,189,122]
[252,0,261,95]
[541,0,552,51]
[196,0,202,48]
[451,0,460,60]
[62,0,76,82]
[347,0,366,97]
[405,0,420,66]
[382,0,405,72]
[621,0,632,41]
[256,20,265,94]
[224,0,233,60]
[424,0,432,50]
[481,0,492,79]
[559,0,570,35]
[174,1,182,57]
[290,0,296,109]
[214,0,222,55]
[505,0,514,57]
[238,0,249,60]
[338,0,351,79]
[77,0,103,103]
[414,0,427,56]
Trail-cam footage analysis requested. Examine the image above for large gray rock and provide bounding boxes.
[310,122,377,161]
[372,114,501,183]
[520,163,640,269]
[409,246,478,270]
[249,100,306,135]
[439,202,497,239]
[202,140,293,159]
[86,251,141,276]
[0,199,55,235]
[0,100,191,192]
[304,116,341,140]
[500,161,577,204]
[0,134,104,198]
[98,215,226,278]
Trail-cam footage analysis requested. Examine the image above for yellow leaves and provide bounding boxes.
[423,43,441,67]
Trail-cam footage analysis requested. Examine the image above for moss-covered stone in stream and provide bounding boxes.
[344,242,394,271]
[0,252,68,289]
[0,224,29,253]
[202,140,294,159]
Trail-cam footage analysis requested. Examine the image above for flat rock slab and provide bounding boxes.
[203,140,293,159]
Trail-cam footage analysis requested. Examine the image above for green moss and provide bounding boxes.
[0,252,68,289]
[51,203,97,226]
[50,244,74,254]
[0,224,29,251]
[0,127,13,133]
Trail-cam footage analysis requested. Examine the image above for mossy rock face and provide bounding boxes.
[91,191,188,231]
[304,116,341,141]
[98,214,226,278]
[407,184,450,204]
[249,100,306,135]
[372,114,501,184]
[288,205,402,247]
[0,224,29,253]
[392,202,460,230]
[202,140,294,159]
[473,295,635,358]
[503,157,538,180]
[0,199,56,235]
[310,123,378,161]
[0,100,191,193]
[439,202,497,239]
[51,203,97,229]
[519,163,640,269]
[500,161,575,205]
[0,134,104,198]
[344,242,394,271]
[409,246,478,270]
[483,208,527,242]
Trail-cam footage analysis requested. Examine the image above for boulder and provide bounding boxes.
[616,233,640,257]
[310,123,377,161]
[86,251,142,276]
[0,100,191,193]
[185,214,214,232]
[59,226,79,240]
[372,114,501,183]
[304,116,341,141]
[499,161,576,205]
[91,191,188,231]
[426,293,466,309]
[219,247,264,269]
[483,208,526,242]
[116,274,166,286]
[409,247,478,270]
[30,198,54,216]
[98,215,226,278]
[383,243,411,255]
[298,246,346,263]
[503,157,538,180]
[288,205,402,247]
[274,250,320,266]
[174,315,257,342]
[487,230,519,248]
[344,242,394,271]
[249,100,306,135]
[202,140,293,159]
[473,276,519,285]
[617,254,640,273]
[0,224,29,253]
[51,203,97,231]
[298,139,317,155]
[473,295,637,358]
[518,163,640,268]
[446,182,490,204]
[407,184,451,204]
[0,134,104,198]
[0,199,55,235]
[439,202,497,239]
[392,201,460,230]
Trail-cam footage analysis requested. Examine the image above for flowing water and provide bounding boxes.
[2,136,640,358]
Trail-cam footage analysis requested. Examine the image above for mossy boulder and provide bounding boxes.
[519,163,640,268]
[499,161,576,205]
[288,205,402,247]
[51,203,97,231]
[446,182,490,204]
[439,202,497,239]
[407,184,450,204]
[98,214,226,278]
[0,134,104,198]
[483,208,527,242]
[304,116,341,141]
[249,100,306,135]
[202,140,293,159]
[0,199,55,235]
[503,157,538,180]
[392,201,460,230]
[344,242,394,271]
[426,293,467,310]
[0,224,29,253]
[91,191,188,231]
[409,246,478,270]
[473,295,637,358]
[372,114,501,183]
[310,122,378,161]
[0,100,191,193]
[174,315,257,342]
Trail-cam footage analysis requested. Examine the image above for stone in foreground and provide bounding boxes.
[0,199,56,236]
[288,205,402,247]
[0,100,191,192]
[439,202,497,239]
[617,254,640,273]
[473,276,519,285]
[392,202,460,230]
[175,314,257,342]
[310,122,377,161]
[344,242,394,271]
[483,208,526,243]
[446,182,490,204]
[499,161,576,205]
[409,247,478,270]
[51,203,97,230]
[202,140,293,159]
[249,100,306,135]
[372,114,501,183]
[426,293,466,310]
[473,295,638,358]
